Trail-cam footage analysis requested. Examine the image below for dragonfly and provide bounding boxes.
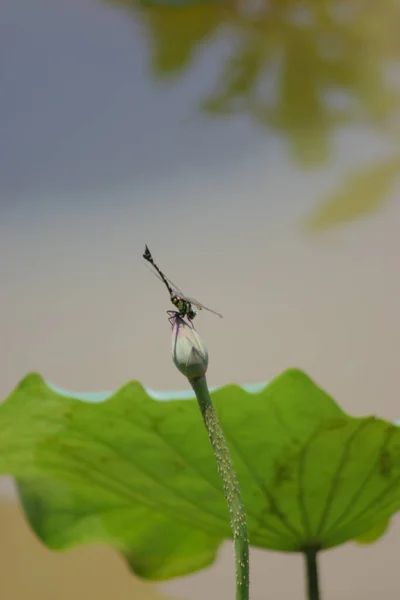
[143,245,223,326]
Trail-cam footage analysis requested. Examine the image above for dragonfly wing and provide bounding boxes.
[146,265,166,285]
[184,297,223,318]
[161,273,186,296]
[145,263,223,317]
[146,266,185,296]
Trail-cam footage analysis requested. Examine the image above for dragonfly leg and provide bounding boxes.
[167,310,180,328]
[187,316,196,330]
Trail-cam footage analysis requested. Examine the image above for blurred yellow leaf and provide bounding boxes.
[304,157,400,232]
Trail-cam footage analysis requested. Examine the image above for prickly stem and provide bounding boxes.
[189,374,250,600]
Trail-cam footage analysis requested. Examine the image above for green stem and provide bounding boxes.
[304,548,321,600]
[189,374,249,600]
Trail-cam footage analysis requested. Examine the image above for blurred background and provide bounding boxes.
[1,0,400,597]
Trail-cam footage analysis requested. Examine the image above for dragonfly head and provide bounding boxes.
[187,308,197,321]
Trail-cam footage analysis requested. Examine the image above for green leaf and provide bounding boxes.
[304,158,400,232]
[354,519,390,545]
[0,369,399,580]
